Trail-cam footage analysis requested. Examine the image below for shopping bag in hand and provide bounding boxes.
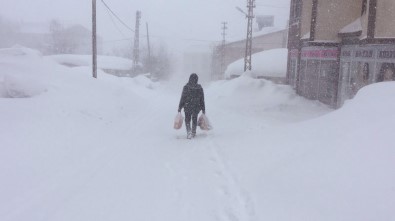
[198,114,212,130]
[174,113,184,129]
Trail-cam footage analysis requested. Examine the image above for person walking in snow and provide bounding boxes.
[178,73,206,139]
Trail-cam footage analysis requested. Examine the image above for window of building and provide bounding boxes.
[377,63,395,82]
[305,59,320,99]
[289,59,298,88]
[338,62,351,106]
[318,61,338,105]
[298,60,307,95]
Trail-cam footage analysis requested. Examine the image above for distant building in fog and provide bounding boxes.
[14,22,51,53]
[4,21,102,55]
[183,45,212,83]
[287,0,395,108]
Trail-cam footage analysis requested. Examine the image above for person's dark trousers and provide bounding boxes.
[184,111,198,136]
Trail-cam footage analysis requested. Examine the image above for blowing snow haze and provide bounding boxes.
[0,0,290,53]
[1,0,395,220]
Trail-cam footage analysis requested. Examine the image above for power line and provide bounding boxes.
[100,28,219,43]
[99,1,219,44]
[100,0,135,32]
[103,4,127,38]
[141,33,220,43]
[102,37,133,44]
[176,37,220,43]
[80,36,219,48]
[255,3,289,8]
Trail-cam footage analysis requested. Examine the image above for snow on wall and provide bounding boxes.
[224,48,288,79]
[227,27,285,43]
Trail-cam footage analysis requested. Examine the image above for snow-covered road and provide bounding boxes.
[1,47,394,221]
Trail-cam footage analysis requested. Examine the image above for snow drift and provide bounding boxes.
[207,72,329,123]
[0,46,50,98]
[218,81,395,221]
[47,54,135,70]
[0,46,394,221]
[224,48,288,79]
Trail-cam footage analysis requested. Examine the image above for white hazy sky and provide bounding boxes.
[0,0,290,53]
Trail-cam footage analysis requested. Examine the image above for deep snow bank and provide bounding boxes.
[0,47,163,221]
[224,48,287,79]
[1,45,393,221]
[0,47,156,99]
[0,46,195,221]
[207,72,330,122]
[0,46,50,98]
[47,54,135,70]
[217,81,395,221]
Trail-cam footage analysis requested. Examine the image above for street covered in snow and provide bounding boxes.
[1,47,395,221]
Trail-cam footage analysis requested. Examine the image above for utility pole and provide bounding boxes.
[133,11,141,73]
[92,0,97,78]
[220,22,228,76]
[244,0,255,72]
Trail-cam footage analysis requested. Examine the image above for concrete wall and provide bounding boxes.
[221,29,287,67]
[314,0,361,41]
[375,0,395,38]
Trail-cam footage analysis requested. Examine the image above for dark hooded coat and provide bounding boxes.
[178,74,205,114]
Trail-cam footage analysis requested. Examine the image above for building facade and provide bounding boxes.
[287,0,395,108]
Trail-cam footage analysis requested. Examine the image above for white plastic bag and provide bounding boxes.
[174,113,184,129]
[198,114,212,130]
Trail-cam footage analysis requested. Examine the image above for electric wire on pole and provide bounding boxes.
[103,3,127,38]
[101,0,135,32]
[244,0,255,72]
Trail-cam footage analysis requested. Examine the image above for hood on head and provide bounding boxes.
[188,73,198,84]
